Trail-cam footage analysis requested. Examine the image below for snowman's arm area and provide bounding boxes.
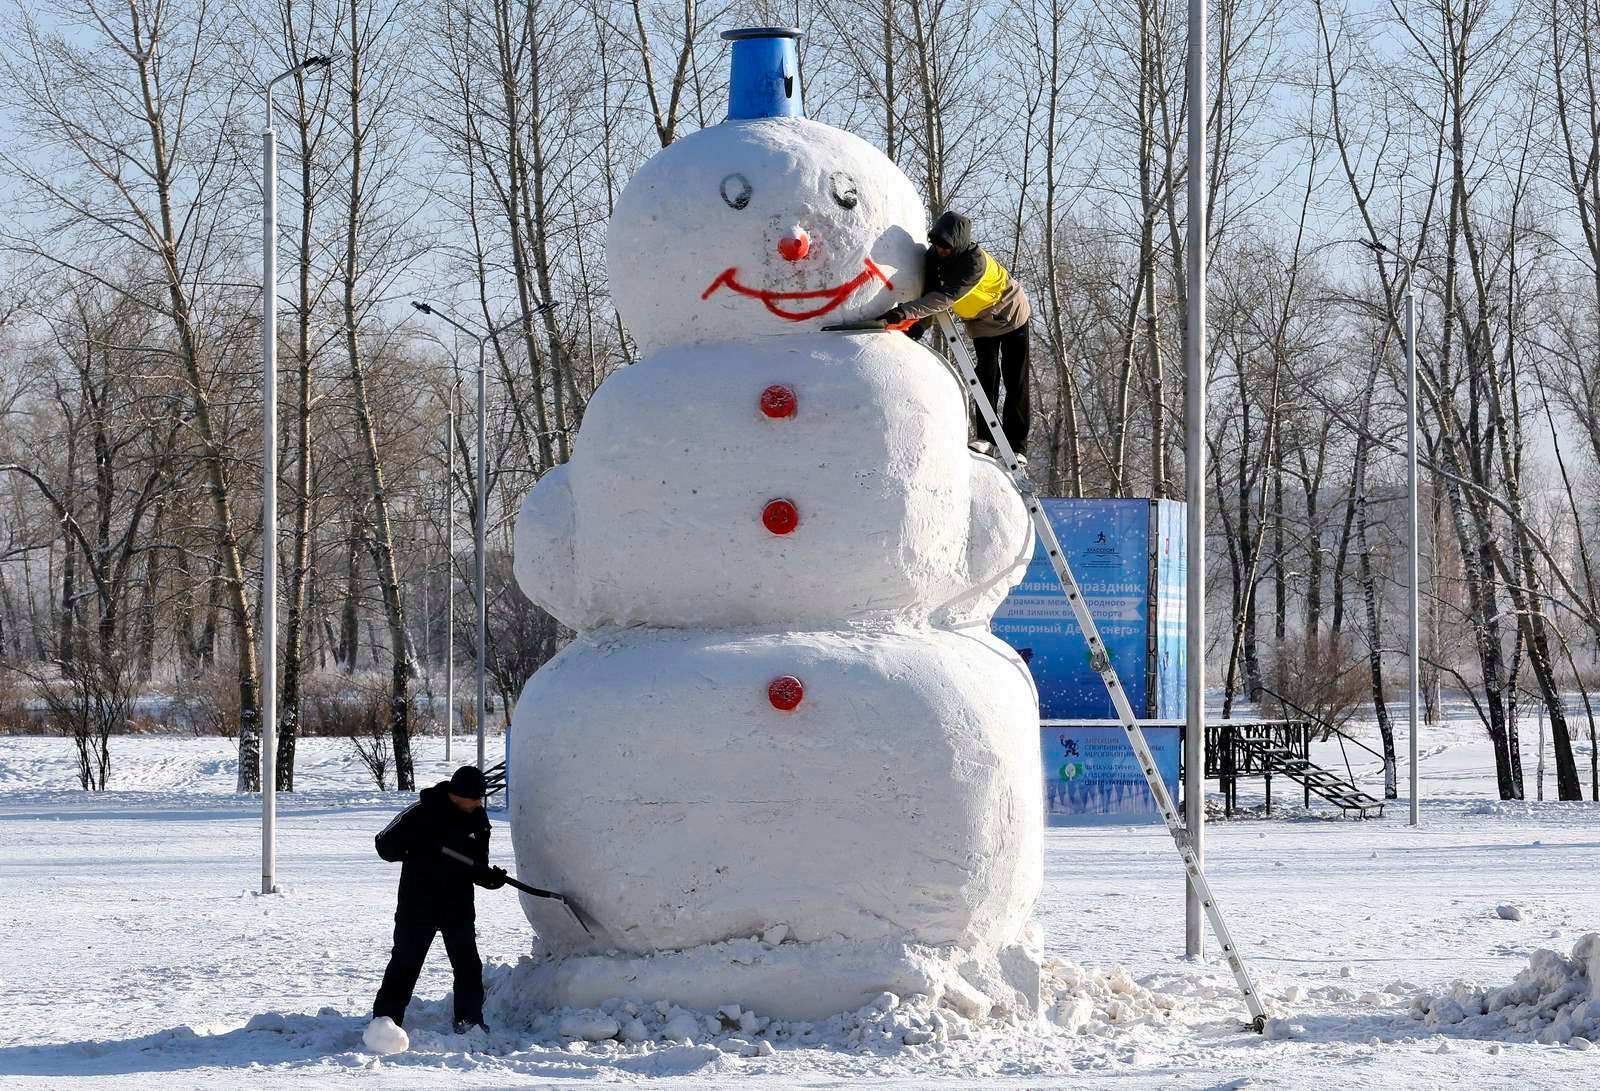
[956,454,1035,623]
[513,464,584,629]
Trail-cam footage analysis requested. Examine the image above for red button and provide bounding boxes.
[762,499,799,535]
[760,385,797,418]
[768,676,804,711]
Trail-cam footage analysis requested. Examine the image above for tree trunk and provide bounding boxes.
[1354,459,1396,798]
[341,2,414,791]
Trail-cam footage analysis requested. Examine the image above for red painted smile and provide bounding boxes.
[701,259,893,321]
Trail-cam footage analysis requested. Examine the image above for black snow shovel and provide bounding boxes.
[438,844,596,936]
[821,320,892,332]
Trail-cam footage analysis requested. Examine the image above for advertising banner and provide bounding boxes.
[991,499,1152,719]
[1041,722,1182,824]
[1151,498,1187,720]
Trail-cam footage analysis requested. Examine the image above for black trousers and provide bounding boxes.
[971,324,1032,456]
[372,919,483,1027]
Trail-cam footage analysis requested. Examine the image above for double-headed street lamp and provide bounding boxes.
[1361,238,1421,829]
[262,53,331,897]
[411,302,534,771]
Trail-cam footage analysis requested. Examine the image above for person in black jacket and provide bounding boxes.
[371,765,507,1033]
[878,211,1034,462]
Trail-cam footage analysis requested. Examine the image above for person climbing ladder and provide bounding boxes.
[878,210,1034,463]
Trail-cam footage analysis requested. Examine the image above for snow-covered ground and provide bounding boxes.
[1,716,1596,1089]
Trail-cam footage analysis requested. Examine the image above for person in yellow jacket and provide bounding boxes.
[878,210,1033,462]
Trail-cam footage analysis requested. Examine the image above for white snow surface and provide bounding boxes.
[1,722,1597,1088]
[605,117,926,352]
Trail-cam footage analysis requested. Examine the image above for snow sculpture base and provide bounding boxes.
[518,928,1043,1023]
[508,626,1041,961]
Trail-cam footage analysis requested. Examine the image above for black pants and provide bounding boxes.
[372,919,483,1027]
[971,324,1031,456]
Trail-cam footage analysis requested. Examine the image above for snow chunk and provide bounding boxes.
[1262,1018,1303,1040]
[558,1011,620,1041]
[361,1016,408,1055]
[1049,996,1093,1034]
[1495,904,1526,921]
[762,924,789,946]
[662,1011,701,1043]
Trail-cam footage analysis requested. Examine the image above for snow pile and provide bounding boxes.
[530,991,944,1054]
[470,953,1201,1056]
[1410,933,1600,1045]
[1039,960,1188,1035]
[493,932,1045,1026]
[360,1015,408,1054]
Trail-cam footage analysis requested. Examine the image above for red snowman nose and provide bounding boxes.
[768,675,804,711]
[776,226,810,262]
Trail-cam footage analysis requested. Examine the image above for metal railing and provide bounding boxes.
[1254,683,1388,794]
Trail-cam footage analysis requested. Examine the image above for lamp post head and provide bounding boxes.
[411,300,434,315]
[303,55,332,70]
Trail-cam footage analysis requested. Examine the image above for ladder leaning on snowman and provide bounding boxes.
[876,211,1034,465]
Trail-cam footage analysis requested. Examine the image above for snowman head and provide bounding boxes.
[607,29,926,352]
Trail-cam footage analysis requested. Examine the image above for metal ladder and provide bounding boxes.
[934,311,1268,1032]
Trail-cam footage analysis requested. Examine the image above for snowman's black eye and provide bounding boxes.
[830,172,859,209]
[720,173,752,210]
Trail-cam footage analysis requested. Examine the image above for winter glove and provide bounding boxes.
[477,865,508,890]
[876,306,907,326]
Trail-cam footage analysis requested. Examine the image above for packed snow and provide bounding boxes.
[0,718,1596,1088]
[509,79,1043,1019]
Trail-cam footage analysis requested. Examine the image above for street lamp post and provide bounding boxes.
[411,302,537,769]
[1183,0,1208,958]
[1362,239,1421,828]
[261,53,329,897]
[444,382,456,764]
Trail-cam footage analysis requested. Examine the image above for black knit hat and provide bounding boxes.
[928,210,974,252]
[449,765,488,799]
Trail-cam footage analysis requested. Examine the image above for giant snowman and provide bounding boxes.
[508,27,1042,1021]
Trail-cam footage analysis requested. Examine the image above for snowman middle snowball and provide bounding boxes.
[508,111,1044,1021]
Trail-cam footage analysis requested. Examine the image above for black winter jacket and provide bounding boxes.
[897,211,1031,339]
[375,782,494,925]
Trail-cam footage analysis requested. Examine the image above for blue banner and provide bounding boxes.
[991,499,1153,719]
[1041,723,1182,823]
[1152,498,1187,720]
